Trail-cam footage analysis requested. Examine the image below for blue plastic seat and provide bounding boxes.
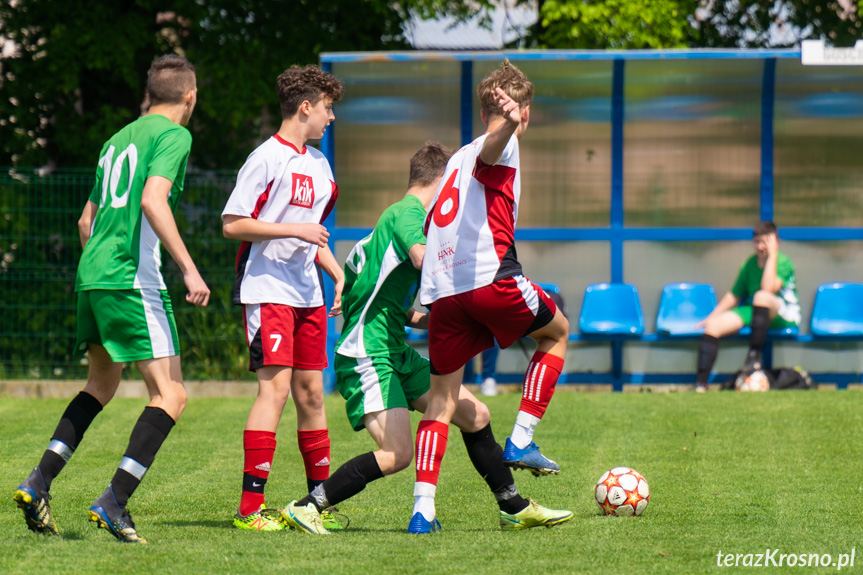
[810,282,863,337]
[655,282,716,336]
[578,283,644,336]
[737,325,800,337]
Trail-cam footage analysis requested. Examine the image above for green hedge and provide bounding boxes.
[0,168,254,381]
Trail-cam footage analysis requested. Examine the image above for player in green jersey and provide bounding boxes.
[694,221,800,392]
[13,55,209,543]
[281,142,572,534]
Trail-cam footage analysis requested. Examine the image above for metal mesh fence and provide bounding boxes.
[0,168,254,381]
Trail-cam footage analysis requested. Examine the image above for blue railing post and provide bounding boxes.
[610,59,626,391]
[461,60,474,146]
[760,58,777,370]
[321,60,337,394]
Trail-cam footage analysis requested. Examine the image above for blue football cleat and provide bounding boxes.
[88,487,146,544]
[13,467,58,535]
[406,512,441,534]
[502,438,560,476]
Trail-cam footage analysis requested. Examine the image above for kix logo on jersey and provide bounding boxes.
[290,173,315,208]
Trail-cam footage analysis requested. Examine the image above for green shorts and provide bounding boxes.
[335,346,430,432]
[731,305,798,329]
[76,288,180,362]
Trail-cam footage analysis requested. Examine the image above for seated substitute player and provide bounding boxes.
[221,65,346,531]
[693,221,800,392]
[408,60,573,534]
[13,55,209,543]
[280,142,572,535]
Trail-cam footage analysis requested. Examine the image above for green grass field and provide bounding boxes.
[2,390,863,574]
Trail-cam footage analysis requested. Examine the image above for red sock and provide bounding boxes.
[240,430,276,516]
[298,429,331,489]
[518,351,564,419]
[415,420,449,486]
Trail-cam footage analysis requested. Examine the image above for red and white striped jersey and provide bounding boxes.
[222,135,337,307]
[420,132,523,305]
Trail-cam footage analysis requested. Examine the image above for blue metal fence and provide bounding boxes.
[320,49,863,391]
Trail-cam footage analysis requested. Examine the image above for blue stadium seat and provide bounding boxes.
[810,282,863,337]
[578,283,644,336]
[655,282,716,336]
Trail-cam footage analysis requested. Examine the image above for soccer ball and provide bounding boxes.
[735,369,770,392]
[595,467,650,517]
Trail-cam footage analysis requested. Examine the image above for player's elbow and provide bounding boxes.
[222,220,241,240]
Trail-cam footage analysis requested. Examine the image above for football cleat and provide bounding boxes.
[406,512,441,534]
[500,498,573,530]
[281,500,330,535]
[13,467,58,535]
[88,488,146,544]
[321,506,349,531]
[502,438,560,476]
[232,505,286,531]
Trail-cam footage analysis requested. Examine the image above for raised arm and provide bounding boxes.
[478,88,522,166]
[140,175,210,307]
[760,234,782,293]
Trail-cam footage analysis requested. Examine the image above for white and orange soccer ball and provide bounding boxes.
[594,467,650,517]
[735,369,770,392]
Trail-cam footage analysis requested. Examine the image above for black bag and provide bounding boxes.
[722,366,814,391]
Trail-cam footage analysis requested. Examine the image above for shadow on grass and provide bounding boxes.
[161,520,229,529]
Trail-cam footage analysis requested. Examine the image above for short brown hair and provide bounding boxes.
[477,59,534,118]
[753,221,778,237]
[408,141,452,188]
[276,65,345,120]
[146,55,196,106]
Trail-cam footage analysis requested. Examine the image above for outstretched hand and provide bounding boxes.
[493,87,521,125]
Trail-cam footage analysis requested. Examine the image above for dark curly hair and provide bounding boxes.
[276,65,345,119]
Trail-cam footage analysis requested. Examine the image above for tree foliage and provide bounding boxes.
[0,0,408,170]
[412,0,860,50]
[537,0,698,49]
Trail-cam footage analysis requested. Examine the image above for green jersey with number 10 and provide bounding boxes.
[75,114,192,291]
[336,194,427,358]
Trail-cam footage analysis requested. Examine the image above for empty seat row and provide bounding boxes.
[578,282,863,339]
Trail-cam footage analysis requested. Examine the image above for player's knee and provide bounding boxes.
[752,290,776,308]
[392,445,413,473]
[162,386,187,419]
[474,401,490,430]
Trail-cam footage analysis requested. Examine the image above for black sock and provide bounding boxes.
[299,452,383,512]
[108,406,175,508]
[307,478,323,495]
[462,424,529,514]
[39,392,103,490]
[747,306,770,365]
[696,335,720,386]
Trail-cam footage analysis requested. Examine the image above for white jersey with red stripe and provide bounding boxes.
[420,132,523,305]
[222,135,338,307]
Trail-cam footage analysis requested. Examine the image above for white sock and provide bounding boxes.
[412,482,436,521]
[510,411,541,449]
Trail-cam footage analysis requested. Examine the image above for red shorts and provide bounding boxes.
[244,303,328,371]
[428,276,557,375]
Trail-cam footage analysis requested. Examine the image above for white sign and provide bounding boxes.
[801,39,863,66]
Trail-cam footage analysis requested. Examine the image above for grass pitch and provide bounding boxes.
[2,390,862,574]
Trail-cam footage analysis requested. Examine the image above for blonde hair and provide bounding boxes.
[477,59,533,117]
